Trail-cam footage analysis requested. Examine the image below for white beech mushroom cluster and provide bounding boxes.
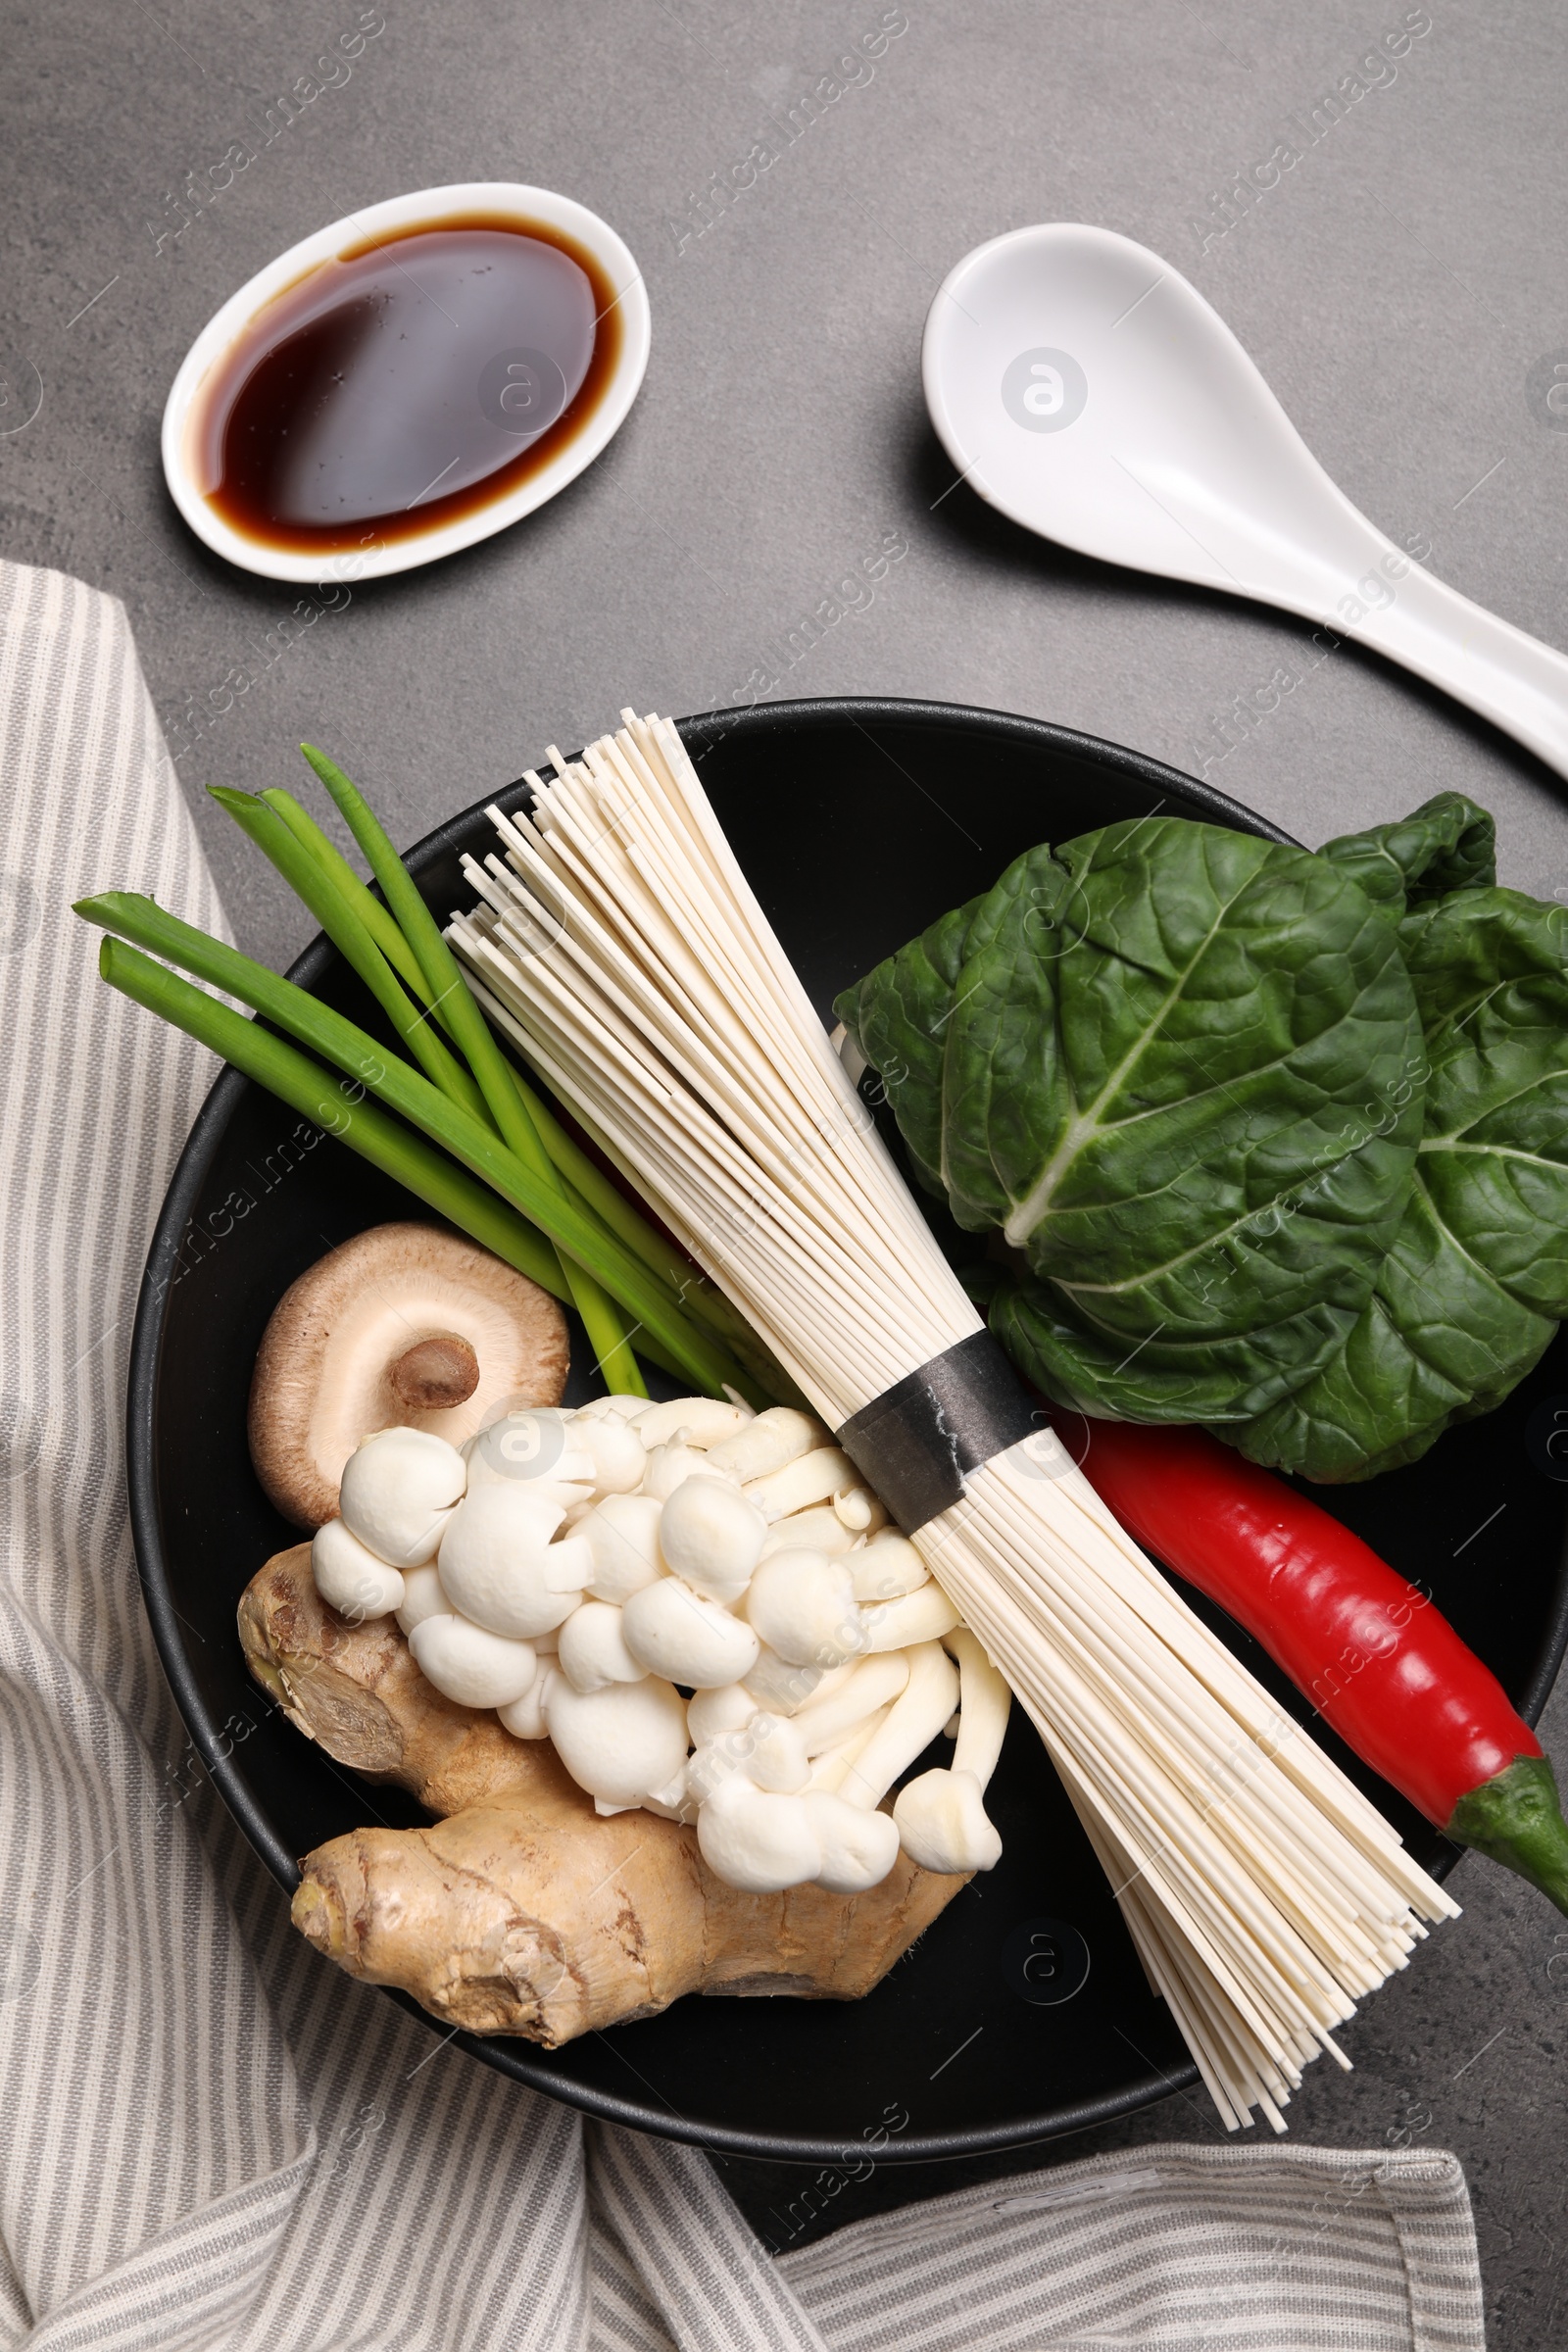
[312,1395,1011,1892]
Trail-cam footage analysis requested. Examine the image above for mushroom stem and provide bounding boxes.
[892,1769,1002,1876]
[837,1642,959,1811]
[791,1652,910,1757]
[391,1333,482,1411]
[889,1634,1012,1877]
[945,1629,1012,1787]
[804,1705,893,1794]
[861,1582,960,1653]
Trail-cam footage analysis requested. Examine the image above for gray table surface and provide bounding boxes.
[6,0,1567,2339]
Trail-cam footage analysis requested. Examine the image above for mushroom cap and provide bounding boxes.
[337,1426,466,1567]
[657,1474,767,1600]
[572,1417,647,1496]
[394,1562,449,1638]
[806,1790,902,1893]
[704,1404,826,1485]
[462,1409,595,1500]
[686,1709,808,1803]
[436,1485,592,1639]
[641,1441,716,1501]
[757,1503,859,1561]
[742,1445,859,1523]
[407,1614,539,1709]
[310,1517,406,1623]
[742,1643,841,1716]
[635,1396,753,1450]
[851,1533,930,1604]
[696,1776,823,1893]
[744,1546,867,1669]
[497,1660,561,1740]
[556,1600,644,1693]
[577,1493,667,1605]
[620,1575,760,1690]
[545,1675,689,1809]
[248,1222,568,1530]
[739,1712,809,1793]
[685,1682,758,1745]
[574,1395,654,1426]
[893,1768,1003,1875]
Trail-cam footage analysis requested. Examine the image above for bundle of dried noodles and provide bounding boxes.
[447,710,1455,2131]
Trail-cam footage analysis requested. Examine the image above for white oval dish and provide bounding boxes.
[161,181,650,586]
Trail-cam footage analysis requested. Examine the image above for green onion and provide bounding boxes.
[210,787,491,1128]
[100,938,569,1298]
[259,786,432,1004]
[457,966,785,1383]
[297,745,646,1391]
[268,765,753,1361]
[78,892,763,1404]
[300,746,545,1166]
[81,739,794,1409]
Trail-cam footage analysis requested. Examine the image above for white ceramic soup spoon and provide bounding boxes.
[922,222,1568,783]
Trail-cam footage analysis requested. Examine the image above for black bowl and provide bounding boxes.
[127,696,1568,2163]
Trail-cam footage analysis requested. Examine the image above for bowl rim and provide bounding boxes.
[159,179,651,586]
[125,693,1568,2163]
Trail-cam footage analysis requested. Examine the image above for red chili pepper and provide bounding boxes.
[1058,1413,1568,1916]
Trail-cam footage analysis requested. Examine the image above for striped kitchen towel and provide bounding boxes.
[0,557,1487,2350]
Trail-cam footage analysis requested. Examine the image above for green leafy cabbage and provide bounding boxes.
[836,793,1568,1481]
[838,814,1426,1427]
[1235,812,1568,1478]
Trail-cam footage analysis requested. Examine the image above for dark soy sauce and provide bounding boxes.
[192,214,622,556]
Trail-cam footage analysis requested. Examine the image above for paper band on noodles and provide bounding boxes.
[835,1330,1042,1534]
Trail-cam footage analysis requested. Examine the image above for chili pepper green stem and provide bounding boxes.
[1447,1756,1568,1917]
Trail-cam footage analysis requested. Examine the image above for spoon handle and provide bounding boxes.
[1326,531,1568,785]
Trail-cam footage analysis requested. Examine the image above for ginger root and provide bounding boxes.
[239,1543,548,1816]
[242,1546,967,2044]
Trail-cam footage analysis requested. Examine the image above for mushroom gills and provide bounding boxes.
[248,1223,568,1529]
